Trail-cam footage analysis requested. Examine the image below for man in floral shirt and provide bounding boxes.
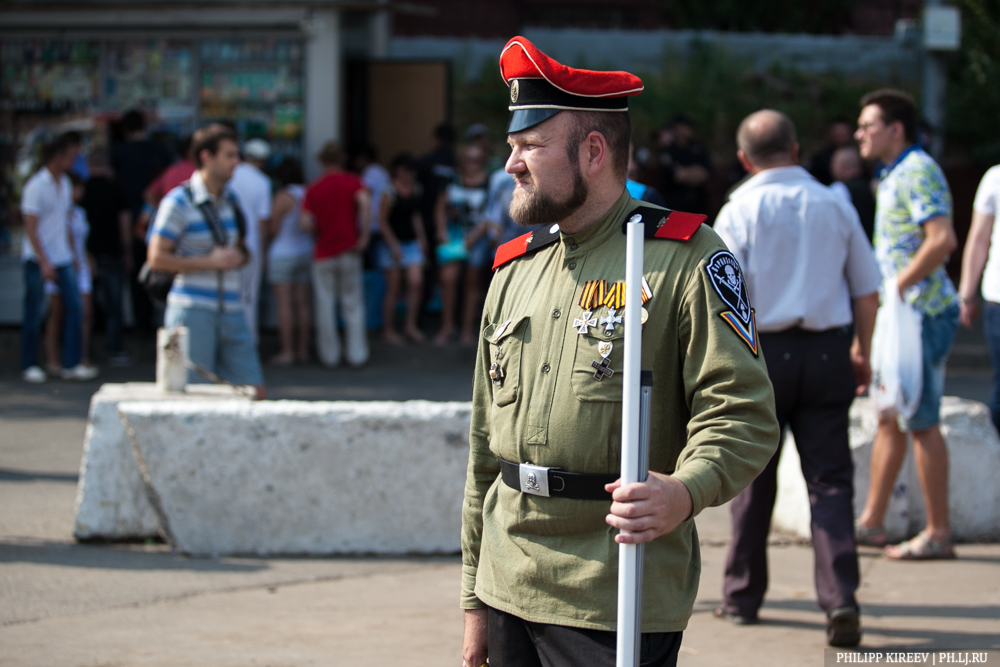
[853,89,960,560]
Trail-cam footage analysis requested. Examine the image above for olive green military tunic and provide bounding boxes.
[461,190,780,633]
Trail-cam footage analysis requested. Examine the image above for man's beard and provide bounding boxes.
[509,163,588,227]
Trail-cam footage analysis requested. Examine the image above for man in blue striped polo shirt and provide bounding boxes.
[147,124,266,398]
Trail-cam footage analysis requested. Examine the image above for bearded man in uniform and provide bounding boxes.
[461,37,780,667]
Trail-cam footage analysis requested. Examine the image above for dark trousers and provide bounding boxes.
[92,255,126,354]
[487,607,682,667]
[130,241,155,332]
[982,301,1000,431]
[722,327,859,617]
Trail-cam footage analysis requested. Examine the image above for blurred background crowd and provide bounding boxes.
[0,0,996,376]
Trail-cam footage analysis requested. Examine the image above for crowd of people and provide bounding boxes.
[16,113,549,389]
[17,98,1000,462]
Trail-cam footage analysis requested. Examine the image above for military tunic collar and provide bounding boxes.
[560,189,633,259]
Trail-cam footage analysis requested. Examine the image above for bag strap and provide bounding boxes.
[183,184,246,247]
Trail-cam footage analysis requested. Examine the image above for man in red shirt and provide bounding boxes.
[303,140,372,367]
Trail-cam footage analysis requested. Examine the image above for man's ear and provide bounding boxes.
[585,131,609,176]
[736,149,755,175]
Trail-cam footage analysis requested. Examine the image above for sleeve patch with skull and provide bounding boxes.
[706,250,759,356]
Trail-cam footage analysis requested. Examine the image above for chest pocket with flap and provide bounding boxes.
[571,319,624,402]
[483,315,529,407]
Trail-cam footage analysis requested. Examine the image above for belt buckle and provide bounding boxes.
[518,462,550,497]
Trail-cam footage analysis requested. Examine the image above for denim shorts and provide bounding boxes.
[376,239,425,271]
[900,305,959,432]
[164,304,264,386]
[267,252,312,285]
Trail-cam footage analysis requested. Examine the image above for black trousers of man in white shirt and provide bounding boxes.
[721,326,860,619]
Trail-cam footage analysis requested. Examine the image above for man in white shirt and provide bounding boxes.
[714,110,880,647]
[228,138,272,344]
[958,165,1000,430]
[20,132,97,383]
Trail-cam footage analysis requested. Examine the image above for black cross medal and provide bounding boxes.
[591,357,614,381]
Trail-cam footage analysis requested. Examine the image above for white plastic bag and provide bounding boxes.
[870,277,923,419]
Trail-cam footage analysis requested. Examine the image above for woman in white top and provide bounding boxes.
[266,158,314,365]
[45,173,98,375]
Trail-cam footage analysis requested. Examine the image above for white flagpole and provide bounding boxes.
[616,219,645,667]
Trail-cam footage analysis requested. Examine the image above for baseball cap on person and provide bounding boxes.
[244,138,271,160]
[498,36,644,134]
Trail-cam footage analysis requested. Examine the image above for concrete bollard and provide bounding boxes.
[156,326,188,392]
[773,397,1000,543]
[74,383,252,541]
[117,400,472,556]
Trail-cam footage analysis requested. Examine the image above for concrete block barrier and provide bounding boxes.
[116,400,472,556]
[773,397,1000,542]
[73,383,251,541]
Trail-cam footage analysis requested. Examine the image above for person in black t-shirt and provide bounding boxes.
[111,109,174,332]
[830,146,876,243]
[658,113,713,215]
[377,154,429,345]
[82,151,133,365]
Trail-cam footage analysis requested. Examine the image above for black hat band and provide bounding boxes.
[508,78,629,112]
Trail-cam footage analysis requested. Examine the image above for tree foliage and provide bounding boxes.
[660,0,859,34]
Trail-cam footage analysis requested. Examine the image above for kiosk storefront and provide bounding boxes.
[0,1,388,322]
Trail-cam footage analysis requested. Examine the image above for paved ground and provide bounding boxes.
[1,328,998,665]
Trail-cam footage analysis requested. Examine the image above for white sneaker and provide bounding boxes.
[22,366,47,383]
[60,364,99,381]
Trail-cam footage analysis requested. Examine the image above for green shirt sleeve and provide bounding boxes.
[671,251,780,518]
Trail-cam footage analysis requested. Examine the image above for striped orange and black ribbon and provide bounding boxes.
[581,278,653,311]
[600,278,653,310]
[578,280,608,310]
[603,282,625,310]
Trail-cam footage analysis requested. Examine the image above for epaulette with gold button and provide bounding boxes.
[621,205,707,241]
[492,223,561,270]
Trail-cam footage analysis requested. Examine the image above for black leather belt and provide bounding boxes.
[498,456,617,500]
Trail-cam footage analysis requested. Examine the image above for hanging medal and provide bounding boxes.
[591,339,615,380]
[574,311,597,335]
[489,344,505,387]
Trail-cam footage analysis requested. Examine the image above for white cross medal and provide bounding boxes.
[600,307,622,335]
[574,310,598,335]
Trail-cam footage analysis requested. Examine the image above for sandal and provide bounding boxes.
[885,532,956,560]
[854,521,888,548]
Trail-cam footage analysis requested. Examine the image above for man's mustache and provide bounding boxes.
[511,170,532,186]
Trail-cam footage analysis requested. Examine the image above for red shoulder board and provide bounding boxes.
[620,205,707,241]
[492,223,562,270]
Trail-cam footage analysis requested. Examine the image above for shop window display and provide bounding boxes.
[0,40,99,259]
[199,39,304,160]
[104,41,195,125]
